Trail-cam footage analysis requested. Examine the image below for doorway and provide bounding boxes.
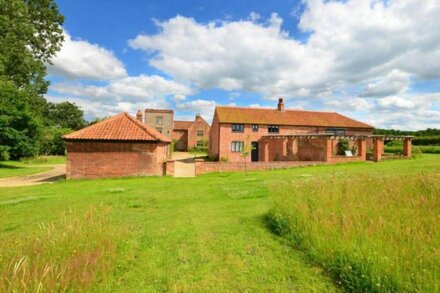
[251,142,259,162]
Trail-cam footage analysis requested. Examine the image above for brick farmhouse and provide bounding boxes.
[209,98,378,163]
[63,112,171,179]
[172,114,210,151]
[137,109,210,151]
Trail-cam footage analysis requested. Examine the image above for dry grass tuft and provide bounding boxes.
[0,207,118,292]
[267,172,440,292]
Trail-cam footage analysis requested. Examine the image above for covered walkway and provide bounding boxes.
[259,134,412,163]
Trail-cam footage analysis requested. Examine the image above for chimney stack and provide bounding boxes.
[136,109,143,123]
[277,98,284,111]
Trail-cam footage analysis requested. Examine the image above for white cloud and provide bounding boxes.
[49,75,192,119]
[176,99,217,121]
[48,31,127,80]
[108,75,192,98]
[325,98,373,112]
[362,70,410,97]
[376,96,415,110]
[129,1,440,97]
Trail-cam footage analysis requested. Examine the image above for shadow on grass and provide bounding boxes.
[0,163,23,170]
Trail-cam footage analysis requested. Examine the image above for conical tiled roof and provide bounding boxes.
[63,112,171,142]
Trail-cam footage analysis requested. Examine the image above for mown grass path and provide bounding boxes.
[1,155,439,292]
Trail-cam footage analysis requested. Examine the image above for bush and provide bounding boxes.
[0,146,10,161]
[337,140,349,155]
[39,128,72,155]
[412,136,440,146]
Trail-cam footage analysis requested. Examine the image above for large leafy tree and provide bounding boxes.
[48,101,87,130]
[0,0,64,158]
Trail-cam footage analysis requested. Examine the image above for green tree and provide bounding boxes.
[0,80,41,159]
[39,127,71,155]
[0,0,64,159]
[240,136,255,172]
[48,101,86,130]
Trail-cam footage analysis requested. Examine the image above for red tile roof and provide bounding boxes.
[173,121,193,130]
[63,112,171,142]
[215,106,374,129]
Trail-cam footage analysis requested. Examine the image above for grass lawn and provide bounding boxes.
[0,155,439,292]
[0,163,51,178]
[0,156,65,178]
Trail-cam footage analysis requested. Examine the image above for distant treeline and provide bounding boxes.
[374,128,440,146]
[374,128,440,136]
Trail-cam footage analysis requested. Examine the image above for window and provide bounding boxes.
[268,125,279,133]
[231,141,244,152]
[156,116,163,125]
[232,124,244,132]
[197,140,204,147]
[156,127,162,133]
[325,128,346,135]
[252,124,259,132]
[197,130,204,136]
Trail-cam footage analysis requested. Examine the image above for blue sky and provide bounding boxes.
[47,0,440,130]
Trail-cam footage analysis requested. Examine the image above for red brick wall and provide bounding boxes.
[66,141,168,179]
[187,115,210,149]
[195,160,323,175]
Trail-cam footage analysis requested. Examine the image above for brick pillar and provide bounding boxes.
[358,139,367,161]
[282,138,287,157]
[287,138,294,157]
[403,139,412,157]
[324,138,332,162]
[373,138,384,162]
[263,140,269,162]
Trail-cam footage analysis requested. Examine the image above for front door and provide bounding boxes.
[251,142,259,162]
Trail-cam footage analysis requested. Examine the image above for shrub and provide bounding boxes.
[0,146,10,161]
[337,140,349,155]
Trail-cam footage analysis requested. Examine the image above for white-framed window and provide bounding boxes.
[156,116,163,125]
[252,124,259,132]
[197,130,204,136]
[232,124,244,132]
[197,140,204,147]
[231,141,244,152]
[268,125,279,133]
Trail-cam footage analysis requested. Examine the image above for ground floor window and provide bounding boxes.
[197,140,204,147]
[231,141,244,152]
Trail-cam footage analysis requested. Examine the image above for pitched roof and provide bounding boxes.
[215,106,374,129]
[173,121,193,130]
[63,112,171,142]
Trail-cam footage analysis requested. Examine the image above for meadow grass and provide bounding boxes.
[0,155,439,291]
[267,169,440,292]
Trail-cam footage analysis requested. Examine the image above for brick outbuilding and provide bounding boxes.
[63,112,171,179]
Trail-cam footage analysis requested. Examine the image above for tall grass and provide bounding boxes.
[0,207,119,292]
[267,172,440,292]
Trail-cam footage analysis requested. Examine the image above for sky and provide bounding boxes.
[46,0,440,130]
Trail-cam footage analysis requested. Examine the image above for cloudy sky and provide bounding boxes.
[47,0,440,130]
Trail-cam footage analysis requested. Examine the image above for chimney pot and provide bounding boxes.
[277,98,285,111]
